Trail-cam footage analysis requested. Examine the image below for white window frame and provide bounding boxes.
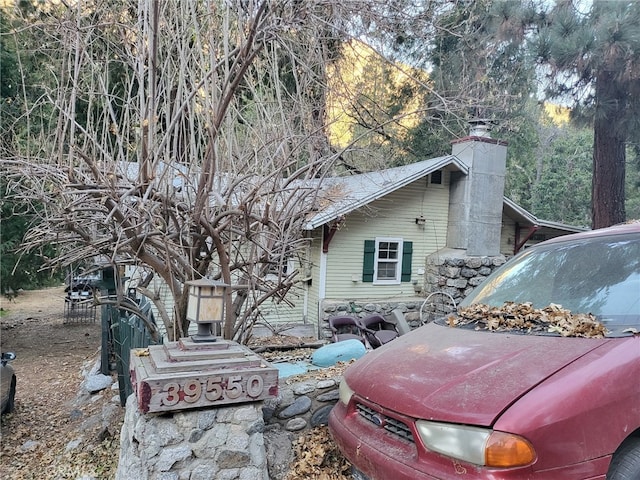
[373,237,403,285]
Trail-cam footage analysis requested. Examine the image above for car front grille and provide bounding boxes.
[356,403,415,444]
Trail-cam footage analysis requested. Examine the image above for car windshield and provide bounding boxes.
[454,232,640,337]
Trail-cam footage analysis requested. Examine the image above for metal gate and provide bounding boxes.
[103,296,162,406]
[64,284,98,323]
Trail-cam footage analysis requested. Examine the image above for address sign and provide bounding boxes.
[130,340,278,414]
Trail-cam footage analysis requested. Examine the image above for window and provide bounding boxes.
[375,239,401,282]
[363,238,413,284]
[265,257,296,281]
[430,170,442,185]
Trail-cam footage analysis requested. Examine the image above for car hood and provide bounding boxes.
[344,322,609,426]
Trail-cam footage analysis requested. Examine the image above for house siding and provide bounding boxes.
[500,215,517,256]
[323,176,450,301]
[256,285,306,326]
[248,231,321,334]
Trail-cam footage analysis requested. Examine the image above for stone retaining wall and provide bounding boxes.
[262,374,343,479]
[320,299,425,337]
[117,397,268,480]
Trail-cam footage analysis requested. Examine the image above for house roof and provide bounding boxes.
[502,197,587,234]
[304,155,468,230]
[116,156,585,236]
[303,156,585,236]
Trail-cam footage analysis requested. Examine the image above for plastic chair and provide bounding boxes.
[358,314,399,348]
[328,315,365,343]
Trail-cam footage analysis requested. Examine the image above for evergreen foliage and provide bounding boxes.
[534,0,640,227]
[1,3,62,290]
[0,180,61,290]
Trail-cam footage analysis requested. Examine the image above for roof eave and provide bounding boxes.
[503,197,588,233]
[303,155,467,230]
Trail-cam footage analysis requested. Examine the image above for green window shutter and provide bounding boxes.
[362,240,375,282]
[401,241,413,282]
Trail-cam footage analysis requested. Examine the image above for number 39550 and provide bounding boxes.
[160,374,265,406]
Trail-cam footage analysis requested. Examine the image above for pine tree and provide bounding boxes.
[536,0,640,228]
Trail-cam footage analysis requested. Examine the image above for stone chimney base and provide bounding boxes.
[422,248,507,320]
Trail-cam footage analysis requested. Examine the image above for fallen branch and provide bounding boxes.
[251,341,326,353]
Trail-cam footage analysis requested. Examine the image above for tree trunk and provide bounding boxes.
[592,69,626,229]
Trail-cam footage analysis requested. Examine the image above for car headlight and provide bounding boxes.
[338,378,354,406]
[416,420,536,468]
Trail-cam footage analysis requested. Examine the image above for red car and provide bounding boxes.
[329,222,640,479]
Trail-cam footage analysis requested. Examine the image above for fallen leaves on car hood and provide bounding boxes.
[345,322,609,425]
[452,302,608,338]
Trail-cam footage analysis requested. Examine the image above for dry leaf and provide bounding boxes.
[456,303,607,338]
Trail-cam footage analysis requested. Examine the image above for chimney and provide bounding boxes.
[447,120,507,256]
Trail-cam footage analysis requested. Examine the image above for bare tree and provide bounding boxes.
[2,0,506,341]
[3,0,352,341]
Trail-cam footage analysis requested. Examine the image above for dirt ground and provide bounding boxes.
[0,286,351,480]
[0,286,122,479]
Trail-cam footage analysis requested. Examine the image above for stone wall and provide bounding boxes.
[117,397,268,480]
[117,372,345,480]
[320,299,424,338]
[262,374,342,480]
[418,250,507,322]
[423,249,507,302]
